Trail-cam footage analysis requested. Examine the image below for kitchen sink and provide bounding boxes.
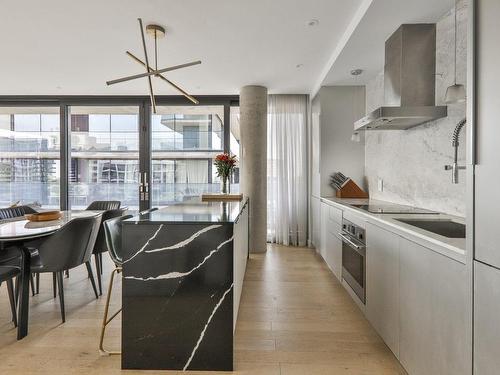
[395,219,466,238]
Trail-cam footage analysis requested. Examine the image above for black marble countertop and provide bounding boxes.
[125,197,248,224]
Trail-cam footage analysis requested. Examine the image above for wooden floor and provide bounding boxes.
[0,244,406,374]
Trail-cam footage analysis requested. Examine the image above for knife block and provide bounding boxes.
[335,179,369,199]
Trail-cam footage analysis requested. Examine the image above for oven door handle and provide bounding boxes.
[338,232,366,253]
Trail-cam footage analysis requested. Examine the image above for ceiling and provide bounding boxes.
[316,0,455,93]
[0,0,364,96]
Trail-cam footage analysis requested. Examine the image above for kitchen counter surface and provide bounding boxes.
[125,198,248,224]
[320,197,466,263]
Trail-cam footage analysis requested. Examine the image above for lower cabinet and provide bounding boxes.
[320,202,342,280]
[366,224,470,375]
[398,237,469,375]
[366,223,400,357]
[474,261,500,375]
[233,203,249,332]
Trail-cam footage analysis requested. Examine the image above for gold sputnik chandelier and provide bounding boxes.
[106,18,201,112]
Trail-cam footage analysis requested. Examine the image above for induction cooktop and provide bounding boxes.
[350,204,438,214]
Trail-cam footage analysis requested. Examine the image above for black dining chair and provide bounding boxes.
[86,201,121,211]
[0,247,23,329]
[85,201,123,296]
[0,205,37,220]
[99,214,132,355]
[90,208,126,295]
[28,215,102,322]
[0,205,40,296]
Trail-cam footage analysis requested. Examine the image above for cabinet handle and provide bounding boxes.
[338,232,365,251]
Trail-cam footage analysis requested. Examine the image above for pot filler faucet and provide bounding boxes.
[445,118,466,184]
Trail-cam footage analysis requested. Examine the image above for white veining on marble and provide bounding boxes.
[122,225,164,264]
[183,283,234,371]
[125,236,234,281]
[364,0,467,217]
[144,224,222,253]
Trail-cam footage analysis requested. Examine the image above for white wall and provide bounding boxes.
[317,86,366,197]
[364,0,467,217]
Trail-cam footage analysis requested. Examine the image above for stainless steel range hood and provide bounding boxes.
[355,24,447,131]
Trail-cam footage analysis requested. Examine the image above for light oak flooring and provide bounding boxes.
[0,244,406,374]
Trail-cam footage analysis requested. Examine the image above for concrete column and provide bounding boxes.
[239,85,268,253]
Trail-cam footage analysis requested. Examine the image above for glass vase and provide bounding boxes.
[221,176,228,194]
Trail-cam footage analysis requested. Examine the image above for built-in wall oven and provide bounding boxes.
[339,219,366,303]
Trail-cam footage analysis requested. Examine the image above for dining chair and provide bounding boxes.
[86,201,121,211]
[85,201,122,296]
[99,214,132,355]
[29,215,102,323]
[0,205,40,296]
[90,208,126,295]
[0,247,23,328]
[0,205,37,220]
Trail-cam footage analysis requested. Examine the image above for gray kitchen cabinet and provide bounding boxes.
[233,202,249,332]
[473,1,500,373]
[311,196,321,249]
[475,0,500,270]
[320,201,343,280]
[325,228,342,280]
[474,261,500,375]
[399,238,469,375]
[320,202,329,261]
[365,223,400,357]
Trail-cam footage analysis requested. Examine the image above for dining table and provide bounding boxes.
[0,210,102,339]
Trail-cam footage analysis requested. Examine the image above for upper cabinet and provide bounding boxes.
[475,0,500,269]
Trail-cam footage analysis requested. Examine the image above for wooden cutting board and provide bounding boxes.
[201,193,243,202]
[25,211,62,222]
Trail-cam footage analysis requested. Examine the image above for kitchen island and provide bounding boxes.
[121,198,249,371]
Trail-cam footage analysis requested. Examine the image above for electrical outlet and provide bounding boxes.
[377,178,384,192]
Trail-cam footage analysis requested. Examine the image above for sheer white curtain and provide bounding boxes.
[267,95,308,246]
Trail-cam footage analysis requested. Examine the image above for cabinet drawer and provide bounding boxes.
[329,205,343,224]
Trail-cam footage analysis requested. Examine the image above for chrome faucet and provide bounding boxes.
[444,118,466,184]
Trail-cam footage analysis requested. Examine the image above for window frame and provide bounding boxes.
[0,95,239,211]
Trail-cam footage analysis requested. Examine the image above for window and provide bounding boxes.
[69,106,140,209]
[151,106,224,206]
[0,107,60,208]
[0,98,237,211]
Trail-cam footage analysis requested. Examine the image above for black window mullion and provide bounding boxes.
[139,100,151,211]
[59,103,70,210]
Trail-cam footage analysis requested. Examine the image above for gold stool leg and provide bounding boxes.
[99,267,122,356]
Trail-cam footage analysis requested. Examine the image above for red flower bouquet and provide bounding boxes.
[214,153,237,193]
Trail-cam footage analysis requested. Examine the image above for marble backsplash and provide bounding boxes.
[364,0,467,217]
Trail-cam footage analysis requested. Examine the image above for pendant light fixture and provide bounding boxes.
[444,0,466,104]
[106,18,201,112]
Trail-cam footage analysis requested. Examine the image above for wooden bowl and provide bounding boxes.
[25,211,62,222]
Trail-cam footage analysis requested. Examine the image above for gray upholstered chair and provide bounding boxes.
[29,215,102,322]
[86,201,121,211]
[99,214,132,355]
[0,205,39,296]
[0,205,37,220]
[0,247,23,329]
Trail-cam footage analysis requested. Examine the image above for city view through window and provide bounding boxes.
[0,105,240,210]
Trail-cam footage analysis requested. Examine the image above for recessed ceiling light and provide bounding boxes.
[350,69,363,76]
[307,19,319,27]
